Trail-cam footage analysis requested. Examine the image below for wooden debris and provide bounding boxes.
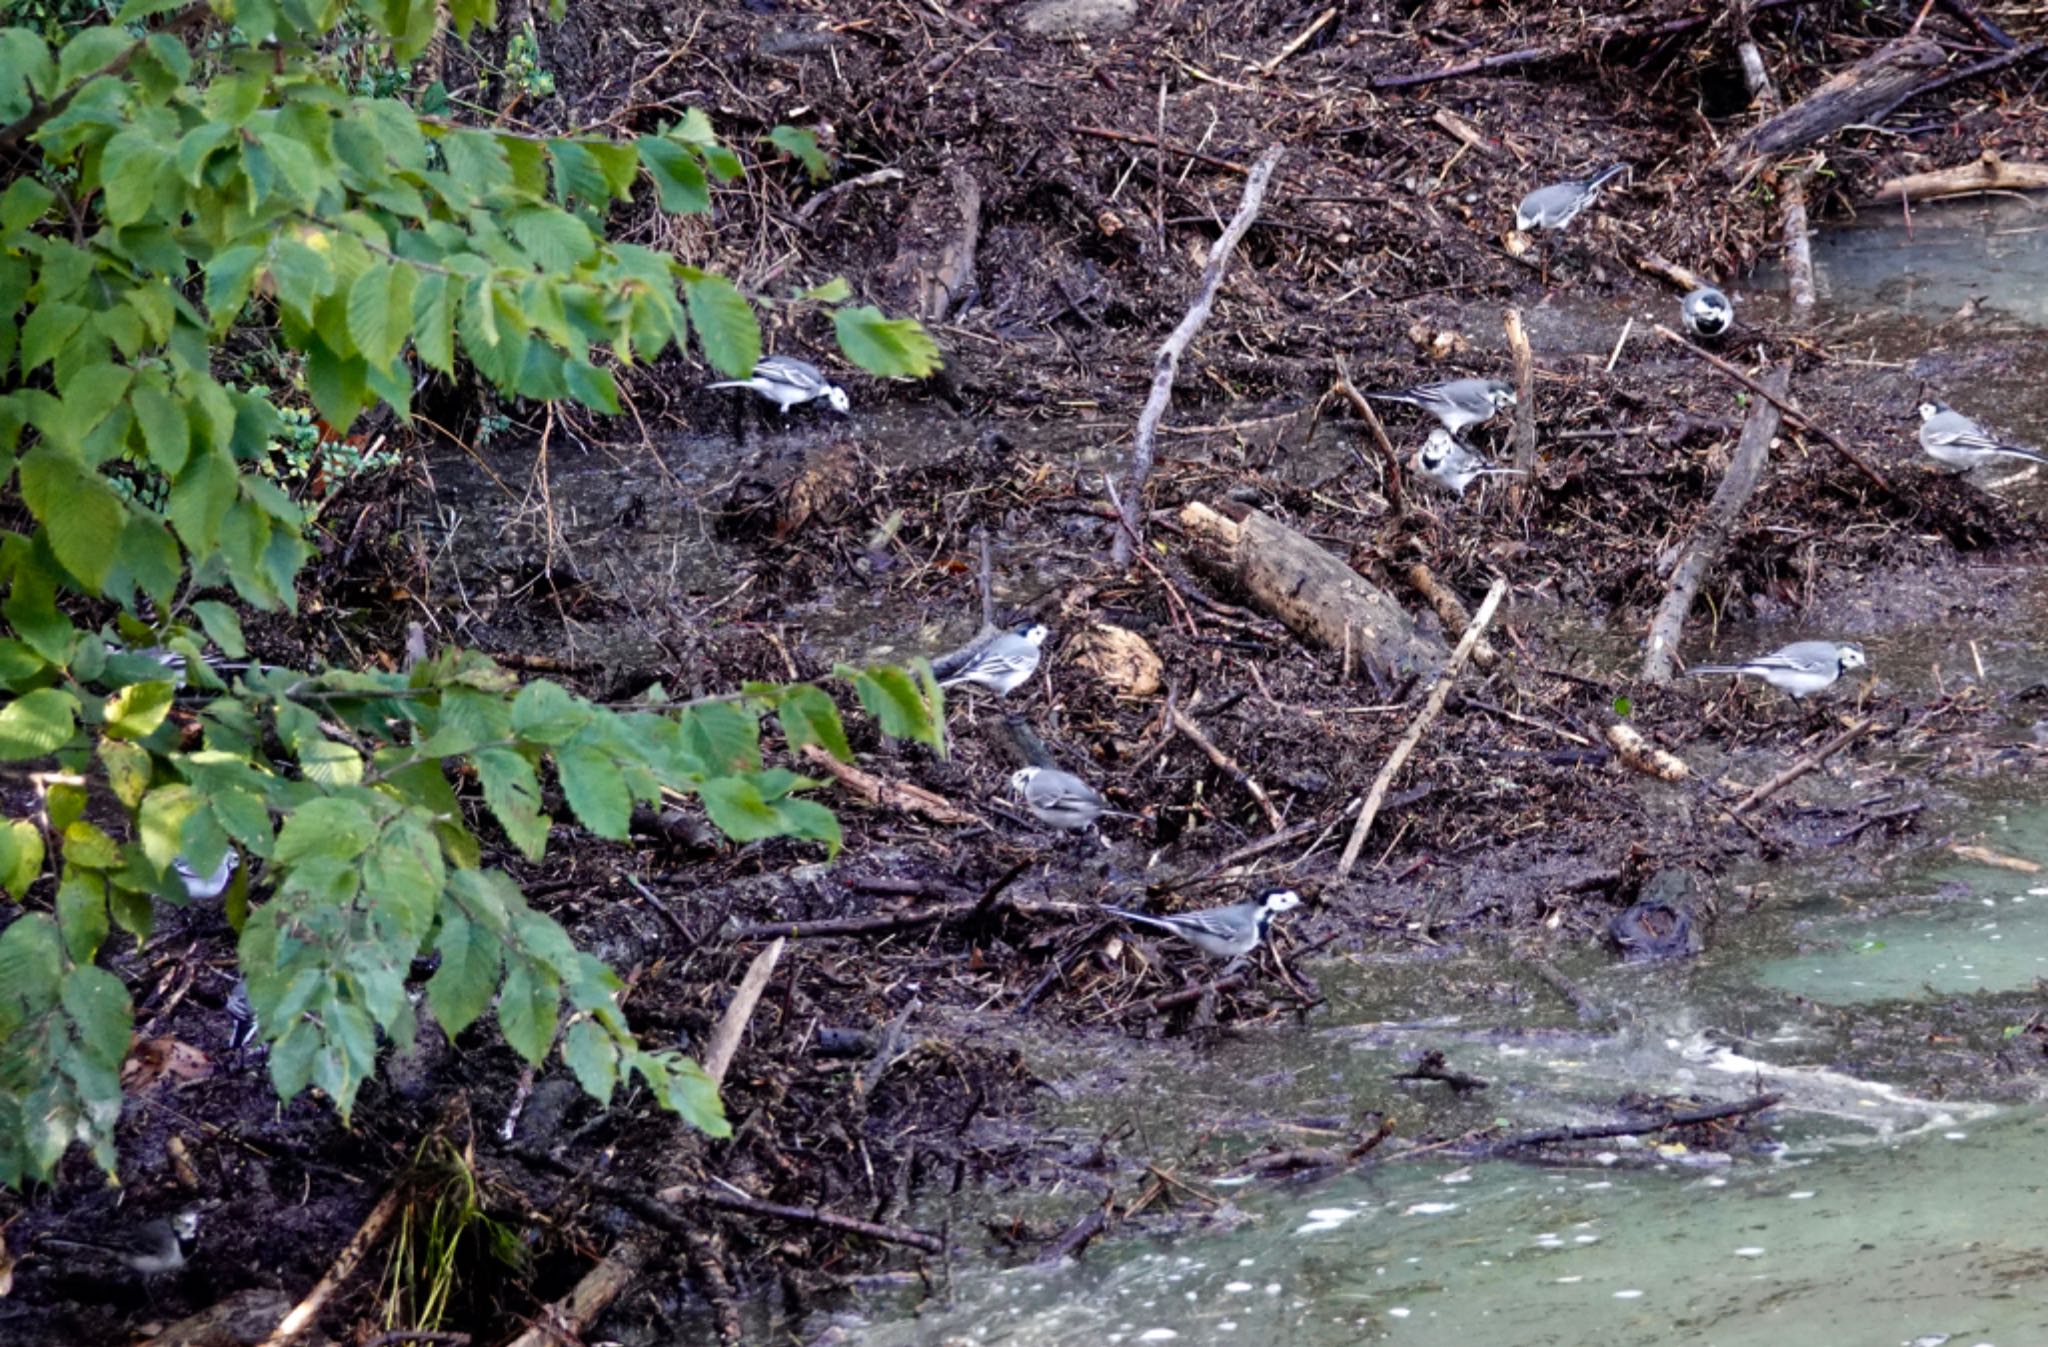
[1407,565,1497,670]
[1606,723,1691,782]
[1717,38,1945,174]
[699,938,784,1087]
[1336,576,1508,878]
[799,745,986,827]
[1732,718,1875,815]
[1642,366,1787,684]
[1170,705,1284,832]
[1502,307,1538,510]
[1635,252,1709,294]
[1949,844,2042,874]
[1867,148,2048,204]
[1070,622,1164,697]
[1178,502,1446,683]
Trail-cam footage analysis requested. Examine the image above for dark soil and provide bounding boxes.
[8,2,2048,1344]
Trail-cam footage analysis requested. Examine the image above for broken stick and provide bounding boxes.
[1731,718,1874,815]
[1115,145,1285,566]
[1642,365,1787,684]
[1337,576,1509,878]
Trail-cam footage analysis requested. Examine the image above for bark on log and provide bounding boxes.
[1178,502,1446,683]
[1866,149,2048,204]
[877,165,982,323]
[1716,38,1945,174]
[1641,366,1787,684]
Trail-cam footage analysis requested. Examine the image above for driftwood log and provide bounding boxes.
[1867,149,2048,204]
[1717,38,1944,174]
[1178,502,1446,683]
[1641,366,1787,684]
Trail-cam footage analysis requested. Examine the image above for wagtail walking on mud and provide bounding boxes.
[1103,887,1302,962]
[935,623,1048,696]
[1366,378,1517,436]
[1682,286,1734,340]
[1917,401,2048,472]
[1411,428,1526,499]
[706,355,850,416]
[1689,641,1868,699]
[1009,765,1139,831]
[39,1209,202,1276]
[1516,164,1630,234]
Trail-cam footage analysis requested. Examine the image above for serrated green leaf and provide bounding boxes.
[0,687,79,760]
[104,679,174,741]
[774,684,851,761]
[274,795,377,864]
[474,747,549,860]
[847,665,942,749]
[427,913,499,1037]
[637,136,709,214]
[664,1053,730,1137]
[680,701,759,776]
[765,124,831,182]
[799,276,853,303]
[298,737,363,786]
[683,272,760,379]
[498,957,558,1065]
[0,912,61,1014]
[410,270,454,373]
[563,1017,618,1102]
[59,965,132,1070]
[98,129,165,227]
[55,870,107,963]
[555,741,631,840]
[62,820,119,871]
[347,262,416,371]
[98,738,151,810]
[205,244,265,327]
[131,382,190,475]
[506,204,596,271]
[509,679,586,745]
[191,601,246,660]
[563,361,619,414]
[696,776,784,843]
[834,304,944,379]
[0,819,45,900]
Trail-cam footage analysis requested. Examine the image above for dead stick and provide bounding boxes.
[799,745,986,827]
[1114,145,1285,566]
[1782,166,1817,310]
[258,1185,405,1346]
[1408,564,1496,669]
[1653,325,1893,494]
[1170,705,1285,832]
[1491,1093,1781,1152]
[1337,576,1509,877]
[1731,718,1874,815]
[1073,124,1249,175]
[1641,365,1786,684]
[501,1242,650,1347]
[1334,356,1403,513]
[658,1184,946,1253]
[1503,308,1538,513]
[698,937,783,1087]
[1130,970,1253,1015]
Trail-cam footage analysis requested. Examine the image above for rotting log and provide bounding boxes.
[877,163,982,323]
[1641,366,1787,684]
[1178,502,1447,683]
[1606,723,1691,782]
[1716,38,1945,174]
[1866,149,2048,204]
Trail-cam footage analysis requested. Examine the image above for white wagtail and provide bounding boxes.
[39,1208,201,1276]
[1689,641,1868,699]
[1366,378,1517,436]
[1682,286,1734,340]
[1917,401,2048,472]
[935,623,1048,696]
[226,978,261,1053]
[1009,766,1140,831]
[1102,887,1302,962]
[706,355,849,416]
[1411,428,1526,499]
[172,847,238,901]
[1515,164,1629,234]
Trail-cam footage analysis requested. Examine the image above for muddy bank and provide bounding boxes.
[11,2,2048,1344]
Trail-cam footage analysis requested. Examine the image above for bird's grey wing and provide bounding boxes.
[929,630,995,680]
[754,356,823,389]
[1165,904,1256,939]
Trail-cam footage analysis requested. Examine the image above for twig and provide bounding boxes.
[1337,577,1509,877]
[1169,705,1285,831]
[1642,366,1787,683]
[799,745,986,827]
[502,1243,650,1347]
[1488,1094,1781,1153]
[257,1185,405,1346]
[1526,957,1605,1023]
[1654,326,1893,494]
[793,166,906,224]
[1938,0,2015,48]
[1407,565,1496,669]
[1128,970,1253,1016]
[1073,124,1250,175]
[1782,164,1817,310]
[1037,1204,1110,1263]
[699,938,784,1087]
[1635,252,1709,294]
[1334,356,1403,513]
[1114,145,1286,566]
[1370,45,1555,90]
[1260,6,1336,76]
[1503,309,1538,512]
[655,1182,946,1253]
[1731,718,1875,814]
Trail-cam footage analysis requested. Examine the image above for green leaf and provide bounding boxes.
[696,777,786,843]
[131,382,190,475]
[98,738,151,809]
[0,687,79,760]
[498,958,558,1065]
[410,271,455,373]
[555,741,631,840]
[765,125,832,182]
[637,136,708,214]
[192,601,247,660]
[104,680,175,740]
[846,665,943,751]
[205,245,265,328]
[475,747,549,860]
[509,679,587,745]
[506,204,596,271]
[562,1017,618,1103]
[55,871,107,963]
[774,684,851,761]
[18,447,125,594]
[680,702,759,776]
[563,361,619,415]
[55,26,130,88]
[59,965,132,1071]
[298,738,364,786]
[664,1053,731,1137]
[683,272,760,379]
[0,913,61,1015]
[0,819,45,900]
[348,262,417,372]
[274,795,378,864]
[799,276,853,303]
[98,129,165,227]
[834,304,943,379]
[427,914,500,1038]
